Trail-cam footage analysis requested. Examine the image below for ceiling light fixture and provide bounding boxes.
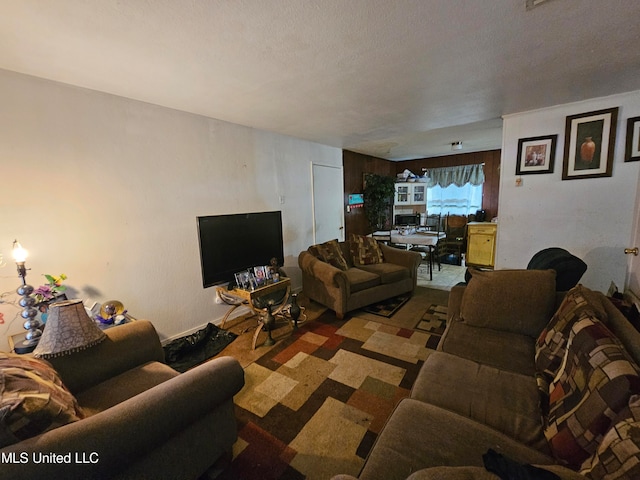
[451,141,463,151]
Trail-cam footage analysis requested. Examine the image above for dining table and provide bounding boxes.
[372,229,445,281]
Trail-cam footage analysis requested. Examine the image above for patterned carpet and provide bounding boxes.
[415,304,448,336]
[219,298,448,480]
[360,294,411,317]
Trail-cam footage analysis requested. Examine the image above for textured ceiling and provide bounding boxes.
[1,0,639,160]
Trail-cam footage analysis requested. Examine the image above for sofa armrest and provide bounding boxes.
[0,356,245,480]
[299,250,347,289]
[447,285,466,320]
[379,243,422,275]
[401,466,585,480]
[48,320,165,394]
[330,466,586,480]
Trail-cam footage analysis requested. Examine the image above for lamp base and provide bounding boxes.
[14,339,39,354]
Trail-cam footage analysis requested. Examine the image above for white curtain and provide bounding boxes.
[425,164,484,216]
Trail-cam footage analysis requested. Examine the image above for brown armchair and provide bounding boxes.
[0,320,245,480]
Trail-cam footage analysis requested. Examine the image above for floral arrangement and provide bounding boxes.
[34,274,67,304]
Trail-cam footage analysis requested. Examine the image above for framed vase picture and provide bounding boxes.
[562,107,618,180]
[625,116,640,162]
[516,134,557,175]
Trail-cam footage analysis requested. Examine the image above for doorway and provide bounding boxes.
[311,163,345,245]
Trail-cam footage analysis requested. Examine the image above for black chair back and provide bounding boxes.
[527,247,587,291]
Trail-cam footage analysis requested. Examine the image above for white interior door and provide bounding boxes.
[312,163,345,244]
[625,168,640,303]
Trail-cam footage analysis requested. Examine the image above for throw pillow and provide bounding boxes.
[544,316,640,469]
[349,234,384,266]
[580,394,640,480]
[0,352,84,448]
[460,269,557,338]
[314,239,349,271]
[535,285,608,388]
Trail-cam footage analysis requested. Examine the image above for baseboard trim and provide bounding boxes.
[160,304,252,346]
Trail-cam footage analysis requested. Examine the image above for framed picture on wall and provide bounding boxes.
[625,116,640,162]
[515,135,557,175]
[562,107,618,180]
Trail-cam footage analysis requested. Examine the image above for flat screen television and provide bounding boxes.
[197,211,284,288]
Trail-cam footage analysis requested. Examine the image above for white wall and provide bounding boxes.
[498,90,640,292]
[0,69,341,351]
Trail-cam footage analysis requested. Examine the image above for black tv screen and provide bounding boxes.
[197,211,284,288]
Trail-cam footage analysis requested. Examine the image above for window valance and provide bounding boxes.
[425,163,484,188]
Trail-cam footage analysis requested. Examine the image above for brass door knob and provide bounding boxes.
[624,247,639,256]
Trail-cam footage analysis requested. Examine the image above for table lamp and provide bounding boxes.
[12,240,42,354]
[33,299,106,358]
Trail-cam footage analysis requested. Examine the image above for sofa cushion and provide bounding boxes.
[357,262,409,284]
[411,351,549,452]
[580,394,640,480]
[0,352,84,448]
[461,269,557,338]
[535,285,608,394]
[349,234,384,266]
[358,398,555,480]
[311,239,349,271]
[544,316,640,468]
[344,267,381,293]
[439,320,537,376]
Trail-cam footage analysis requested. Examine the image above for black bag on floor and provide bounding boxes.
[163,323,237,373]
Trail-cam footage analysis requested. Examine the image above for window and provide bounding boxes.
[424,163,484,216]
[427,183,483,216]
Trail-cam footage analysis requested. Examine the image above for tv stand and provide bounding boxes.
[216,277,292,349]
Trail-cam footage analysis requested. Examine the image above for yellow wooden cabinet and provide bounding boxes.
[466,222,497,268]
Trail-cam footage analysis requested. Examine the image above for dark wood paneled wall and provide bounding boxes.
[343,149,501,237]
[343,150,395,237]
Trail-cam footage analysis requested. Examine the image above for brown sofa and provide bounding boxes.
[298,239,422,319]
[0,320,245,480]
[332,269,640,480]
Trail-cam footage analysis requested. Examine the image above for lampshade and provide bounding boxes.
[33,299,106,358]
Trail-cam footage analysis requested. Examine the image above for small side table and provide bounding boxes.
[8,313,137,354]
[216,278,292,349]
[8,331,33,354]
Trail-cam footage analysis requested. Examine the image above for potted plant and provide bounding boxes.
[363,173,396,231]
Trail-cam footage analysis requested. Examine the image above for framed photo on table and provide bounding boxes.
[234,271,250,289]
[625,116,640,162]
[35,294,67,325]
[516,135,557,175]
[562,107,618,180]
[253,266,268,284]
